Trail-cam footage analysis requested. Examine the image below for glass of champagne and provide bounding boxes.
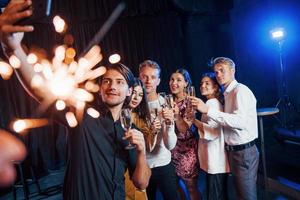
[186,86,196,121]
[158,92,167,108]
[150,108,161,133]
[165,94,174,109]
[187,86,196,97]
[120,108,135,149]
[165,94,178,122]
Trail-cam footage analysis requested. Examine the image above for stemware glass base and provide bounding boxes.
[125,143,136,150]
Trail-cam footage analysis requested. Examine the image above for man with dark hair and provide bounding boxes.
[60,64,151,199]
[193,57,259,200]
[0,1,151,199]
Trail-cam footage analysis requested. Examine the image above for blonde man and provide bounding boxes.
[194,57,259,200]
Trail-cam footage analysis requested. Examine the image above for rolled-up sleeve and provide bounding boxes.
[163,124,177,150]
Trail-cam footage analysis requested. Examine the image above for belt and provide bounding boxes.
[225,140,256,152]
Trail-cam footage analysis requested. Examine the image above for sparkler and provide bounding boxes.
[109,54,121,64]
[4,2,126,131]
[0,61,13,80]
[12,119,49,133]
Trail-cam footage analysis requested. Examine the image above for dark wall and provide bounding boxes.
[23,0,234,93]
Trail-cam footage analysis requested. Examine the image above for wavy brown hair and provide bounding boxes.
[201,72,224,105]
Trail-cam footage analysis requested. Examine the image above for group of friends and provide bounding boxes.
[123,59,258,200]
[0,1,259,200]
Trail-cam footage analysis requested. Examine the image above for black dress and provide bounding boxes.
[62,107,137,200]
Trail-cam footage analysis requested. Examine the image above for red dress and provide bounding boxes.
[171,99,199,179]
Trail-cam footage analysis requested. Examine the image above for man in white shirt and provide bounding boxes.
[195,57,259,200]
[139,60,178,200]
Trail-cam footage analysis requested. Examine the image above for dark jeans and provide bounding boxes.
[228,145,259,200]
[206,172,228,200]
[147,162,178,200]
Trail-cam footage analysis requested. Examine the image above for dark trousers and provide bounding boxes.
[228,145,259,200]
[206,172,228,200]
[147,162,178,200]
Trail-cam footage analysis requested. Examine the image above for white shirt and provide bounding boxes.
[198,98,230,174]
[146,96,177,168]
[207,80,258,145]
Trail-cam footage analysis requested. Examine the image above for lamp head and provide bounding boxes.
[270,27,285,41]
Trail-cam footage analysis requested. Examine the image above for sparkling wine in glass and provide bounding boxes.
[165,94,174,109]
[158,92,167,108]
[186,86,196,120]
[187,86,196,97]
[150,108,161,133]
[120,108,135,149]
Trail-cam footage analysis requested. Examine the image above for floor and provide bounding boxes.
[1,125,299,200]
[0,168,298,200]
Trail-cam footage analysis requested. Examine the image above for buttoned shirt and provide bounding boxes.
[199,98,230,174]
[62,105,137,200]
[207,80,258,145]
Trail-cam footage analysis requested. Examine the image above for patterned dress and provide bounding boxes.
[171,99,199,179]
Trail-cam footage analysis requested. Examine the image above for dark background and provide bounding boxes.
[0,0,300,191]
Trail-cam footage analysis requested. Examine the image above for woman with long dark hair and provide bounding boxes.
[169,69,201,200]
[125,78,160,200]
[129,78,159,152]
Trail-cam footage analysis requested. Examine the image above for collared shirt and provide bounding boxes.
[199,98,230,174]
[146,95,177,168]
[62,105,137,200]
[207,80,258,145]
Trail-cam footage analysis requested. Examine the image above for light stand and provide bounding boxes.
[271,28,297,127]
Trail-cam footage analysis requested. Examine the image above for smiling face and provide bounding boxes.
[100,69,132,107]
[200,76,219,99]
[129,85,144,109]
[169,72,188,96]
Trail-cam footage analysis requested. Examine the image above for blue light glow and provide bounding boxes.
[271,28,285,40]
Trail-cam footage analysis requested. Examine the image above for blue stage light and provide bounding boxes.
[270,28,285,41]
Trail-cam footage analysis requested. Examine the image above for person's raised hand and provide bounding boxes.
[0,0,34,53]
[189,96,208,114]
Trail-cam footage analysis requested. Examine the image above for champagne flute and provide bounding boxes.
[185,86,196,106]
[158,92,167,108]
[187,86,196,97]
[120,108,135,149]
[150,108,161,133]
[165,94,174,109]
[166,94,179,121]
[186,86,196,120]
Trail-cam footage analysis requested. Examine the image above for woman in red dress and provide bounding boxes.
[169,69,201,200]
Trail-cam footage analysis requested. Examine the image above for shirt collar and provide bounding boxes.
[224,80,238,95]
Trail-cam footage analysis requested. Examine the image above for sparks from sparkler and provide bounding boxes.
[109,54,121,64]
[0,61,13,80]
[13,119,49,133]
[8,15,107,129]
[7,2,126,130]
